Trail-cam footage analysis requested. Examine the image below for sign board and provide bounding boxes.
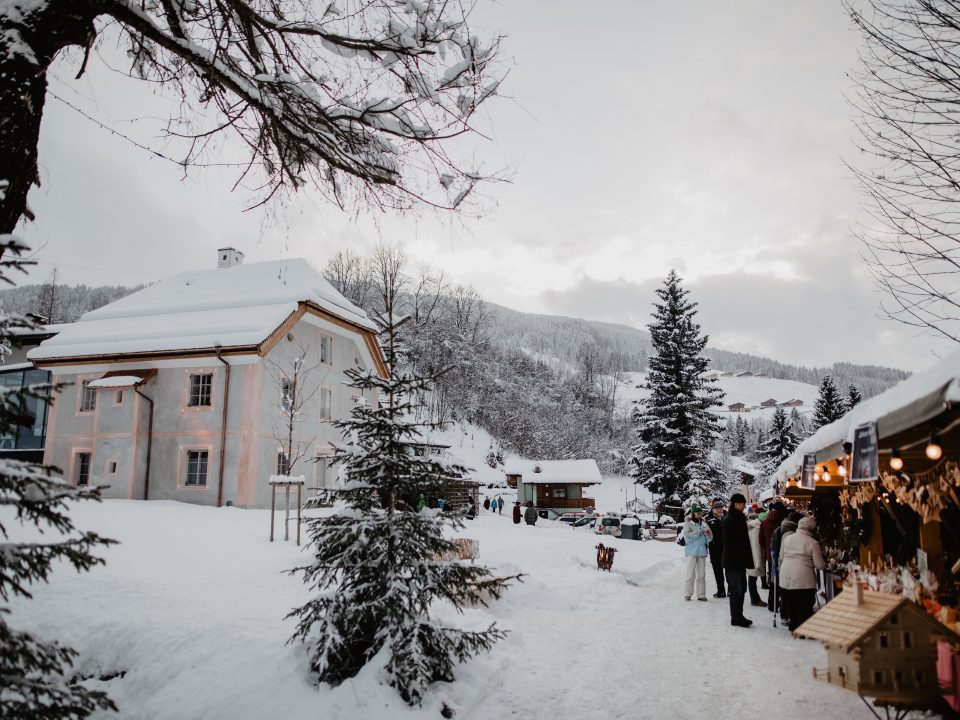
[851,422,879,482]
[799,454,817,490]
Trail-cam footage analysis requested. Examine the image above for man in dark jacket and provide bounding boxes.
[523,501,537,526]
[721,493,754,628]
[759,501,785,608]
[705,501,726,598]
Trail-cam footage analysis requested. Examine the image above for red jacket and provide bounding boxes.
[759,509,781,562]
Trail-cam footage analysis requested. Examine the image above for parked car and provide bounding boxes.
[557,512,587,527]
[573,516,597,530]
[594,513,622,538]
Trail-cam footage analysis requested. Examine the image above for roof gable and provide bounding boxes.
[29,259,378,363]
[794,589,960,651]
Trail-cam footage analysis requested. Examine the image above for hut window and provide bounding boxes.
[903,632,912,648]
[914,670,924,683]
[873,671,884,685]
[894,670,903,684]
[879,633,889,648]
[889,613,899,625]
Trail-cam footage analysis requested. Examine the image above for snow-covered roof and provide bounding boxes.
[28,259,376,362]
[88,375,149,389]
[774,349,960,483]
[503,459,601,485]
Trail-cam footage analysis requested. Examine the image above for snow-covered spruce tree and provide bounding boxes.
[757,407,799,491]
[0,239,116,719]
[847,383,863,411]
[734,415,747,455]
[813,375,846,431]
[287,311,512,706]
[630,270,724,505]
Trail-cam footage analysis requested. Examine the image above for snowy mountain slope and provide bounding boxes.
[618,371,819,420]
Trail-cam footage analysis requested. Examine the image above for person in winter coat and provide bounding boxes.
[721,492,754,628]
[483,497,491,511]
[705,502,726,598]
[746,512,768,607]
[490,498,497,513]
[760,501,785,604]
[512,501,522,524]
[681,504,713,601]
[524,501,537,526]
[497,496,504,514]
[779,516,825,631]
[770,512,800,620]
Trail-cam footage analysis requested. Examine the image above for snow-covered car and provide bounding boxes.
[557,512,585,527]
[573,516,596,530]
[594,514,622,538]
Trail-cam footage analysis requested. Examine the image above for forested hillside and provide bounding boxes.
[0,266,910,474]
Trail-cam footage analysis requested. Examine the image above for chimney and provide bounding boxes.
[217,247,244,269]
[852,581,864,607]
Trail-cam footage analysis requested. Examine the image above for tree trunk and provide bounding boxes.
[0,1,96,238]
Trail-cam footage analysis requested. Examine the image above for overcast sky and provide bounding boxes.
[16,0,955,371]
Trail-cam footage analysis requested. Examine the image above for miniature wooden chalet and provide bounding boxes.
[795,584,960,706]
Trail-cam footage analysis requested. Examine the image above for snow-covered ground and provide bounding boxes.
[620,371,819,420]
[11,501,866,719]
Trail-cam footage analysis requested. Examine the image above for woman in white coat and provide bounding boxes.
[779,516,825,631]
[746,512,767,607]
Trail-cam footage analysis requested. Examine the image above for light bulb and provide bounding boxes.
[926,437,942,461]
[837,464,847,478]
[822,470,831,482]
[889,454,904,471]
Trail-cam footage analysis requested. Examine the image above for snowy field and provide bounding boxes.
[620,372,820,421]
[10,500,868,719]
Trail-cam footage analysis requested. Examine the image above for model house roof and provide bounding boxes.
[774,348,960,483]
[28,258,376,362]
[502,459,601,485]
[794,588,960,651]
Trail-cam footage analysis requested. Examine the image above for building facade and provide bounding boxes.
[29,251,386,509]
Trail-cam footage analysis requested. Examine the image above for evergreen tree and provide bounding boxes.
[734,415,747,455]
[287,309,513,706]
[0,241,117,719]
[630,270,724,504]
[847,384,863,411]
[758,408,799,489]
[789,407,808,439]
[813,375,846,430]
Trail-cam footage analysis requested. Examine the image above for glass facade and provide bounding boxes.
[0,368,51,451]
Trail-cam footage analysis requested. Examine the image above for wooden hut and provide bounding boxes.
[796,583,960,705]
[504,459,600,518]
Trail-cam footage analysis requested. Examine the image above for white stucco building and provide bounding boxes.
[28,249,386,509]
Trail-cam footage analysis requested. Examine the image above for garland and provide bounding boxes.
[838,460,959,524]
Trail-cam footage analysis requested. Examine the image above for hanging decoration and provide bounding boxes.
[839,460,959,524]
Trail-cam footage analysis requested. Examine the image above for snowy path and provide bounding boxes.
[9,502,867,719]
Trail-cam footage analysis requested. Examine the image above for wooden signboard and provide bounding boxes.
[851,422,879,482]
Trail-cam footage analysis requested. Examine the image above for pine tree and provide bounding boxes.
[630,270,725,504]
[847,384,863,411]
[0,241,117,719]
[789,407,808,439]
[734,415,747,455]
[758,408,799,490]
[813,375,846,430]
[287,309,514,706]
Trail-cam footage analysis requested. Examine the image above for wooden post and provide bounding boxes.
[919,519,945,584]
[296,482,302,546]
[284,484,291,542]
[859,501,884,570]
[269,484,276,542]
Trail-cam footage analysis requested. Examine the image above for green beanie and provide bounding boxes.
[690,504,702,514]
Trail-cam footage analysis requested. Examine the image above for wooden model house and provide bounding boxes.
[795,584,960,705]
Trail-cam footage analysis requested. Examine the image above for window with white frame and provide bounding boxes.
[185,450,209,486]
[320,334,333,365]
[314,454,335,490]
[319,387,332,420]
[277,450,290,476]
[280,377,293,412]
[76,452,91,485]
[188,373,213,407]
[80,381,96,412]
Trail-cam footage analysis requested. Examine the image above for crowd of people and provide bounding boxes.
[680,494,826,630]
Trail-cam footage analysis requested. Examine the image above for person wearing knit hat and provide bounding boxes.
[681,504,712,601]
[721,493,754,627]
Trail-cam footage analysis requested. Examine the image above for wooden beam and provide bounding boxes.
[919,519,945,585]
[859,502,884,570]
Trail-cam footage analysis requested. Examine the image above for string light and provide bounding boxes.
[837,462,847,478]
[926,435,942,461]
[822,468,831,482]
[890,449,904,471]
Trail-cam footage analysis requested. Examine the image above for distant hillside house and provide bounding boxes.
[28,249,387,509]
[779,398,804,408]
[760,398,778,408]
[728,402,747,413]
[505,459,600,517]
[736,371,753,377]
